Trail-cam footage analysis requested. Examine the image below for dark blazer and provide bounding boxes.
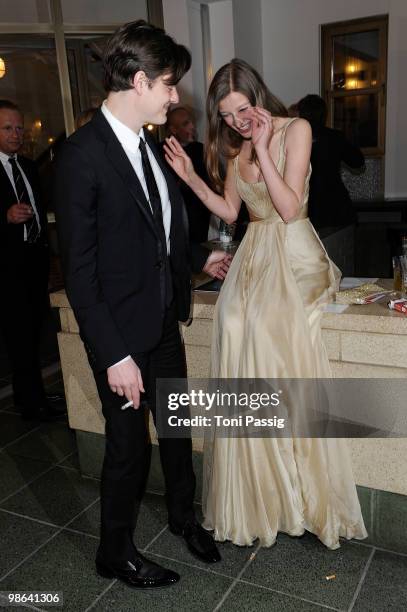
[54,110,207,373]
[308,127,365,230]
[0,156,48,249]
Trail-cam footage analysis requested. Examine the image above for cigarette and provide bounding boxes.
[121,400,133,410]
[326,574,336,581]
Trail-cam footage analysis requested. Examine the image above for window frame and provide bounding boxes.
[321,14,388,157]
[0,0,163,136]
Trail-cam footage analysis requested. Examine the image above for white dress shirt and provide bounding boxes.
[101,102,172,370]
[0,150,41,241]
[101,102,171,254]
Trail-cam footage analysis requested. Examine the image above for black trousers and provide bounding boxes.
[94,301,196,562]
[0,243,49,414]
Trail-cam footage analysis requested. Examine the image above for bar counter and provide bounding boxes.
[50,283,407,552]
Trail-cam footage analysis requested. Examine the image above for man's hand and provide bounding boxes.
[107,357,145,409]
[7,202,33,224]
[203,249,233,280]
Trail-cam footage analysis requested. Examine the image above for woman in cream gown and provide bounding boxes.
[164,59,367,550]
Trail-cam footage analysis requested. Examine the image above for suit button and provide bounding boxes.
[154,261,163,269]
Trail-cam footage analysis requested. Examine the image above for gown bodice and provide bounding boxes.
[233,117,310,223]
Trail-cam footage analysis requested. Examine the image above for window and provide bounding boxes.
[66,36,109,118]
[0,34,65,159]
[321,15,388,157]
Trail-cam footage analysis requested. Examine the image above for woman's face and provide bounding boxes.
[218,91,253,138]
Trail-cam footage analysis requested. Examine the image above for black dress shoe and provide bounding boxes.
[170,521,221,563]
[96,554,180,589]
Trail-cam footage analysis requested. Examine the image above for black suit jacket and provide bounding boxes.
[0,155,48,250]
[308,127,365,230]
[54,110,207,373]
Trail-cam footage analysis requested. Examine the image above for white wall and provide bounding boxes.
[207,0,235,73]
[162,0,195,108]
[0,0,50,23]
[163,0,235,140]
[259,0,407,198]
[60,0,147,24]
[232,0,263,74]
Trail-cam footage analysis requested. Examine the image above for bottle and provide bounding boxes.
[393,256,402,292]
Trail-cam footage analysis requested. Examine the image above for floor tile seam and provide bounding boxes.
[212,543,262,612]
[83,578,117,612]
[0,506,66,530]
[0,497,101,584]
[147,550,238,581]
[54,450,77,466]
[347,547,376,612]
[142,524,168,552]
[57,525,100,540]
[0,450,80,506]
[0,507,100,540]
[0,406,14,414]
[62,496,101,530]
[145,488,203,508]
[236,576,344,611]
[0,424,43,453]
[349,538,407,558]
[145,487,166,497]
[52,464,79,474]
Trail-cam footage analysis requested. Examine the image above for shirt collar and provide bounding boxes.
[101,101,144,153]
[0,150,16,164]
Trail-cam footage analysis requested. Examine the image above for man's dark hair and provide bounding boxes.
[297,95,327,130]
[0,100,21,112]
[103,20,191,92]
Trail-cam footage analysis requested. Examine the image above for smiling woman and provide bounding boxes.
[164,56,368,551]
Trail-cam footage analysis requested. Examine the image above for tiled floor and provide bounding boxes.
[0,376,406,612]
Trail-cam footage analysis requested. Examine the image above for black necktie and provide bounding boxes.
[138,138,173,307]
[8,156,40,243]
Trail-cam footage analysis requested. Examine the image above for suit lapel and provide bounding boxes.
[93,111,158,239]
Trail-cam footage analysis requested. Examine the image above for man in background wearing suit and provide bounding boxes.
[54,21,227,590]
[0,100,62,421]
[164,107,211,244]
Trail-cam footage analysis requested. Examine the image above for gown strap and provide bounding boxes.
[278,117,298,162]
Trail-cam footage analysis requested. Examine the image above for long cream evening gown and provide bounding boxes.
[202,119,367,549]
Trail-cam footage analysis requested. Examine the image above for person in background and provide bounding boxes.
[164,106,211,243]
[0,100,64,420]
[297,94,365,231]
[165,106,249,243]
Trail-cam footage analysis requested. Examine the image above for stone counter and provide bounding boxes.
[51,285,407,552]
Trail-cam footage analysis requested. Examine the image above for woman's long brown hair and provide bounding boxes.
[205,58,287,193]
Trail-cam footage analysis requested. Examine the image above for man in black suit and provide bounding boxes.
[298,94,365,230]
[0,100,61,420]
[54,21,228,589]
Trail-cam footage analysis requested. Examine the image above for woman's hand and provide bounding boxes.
[250,107,274,153]
[164,136,196,184]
